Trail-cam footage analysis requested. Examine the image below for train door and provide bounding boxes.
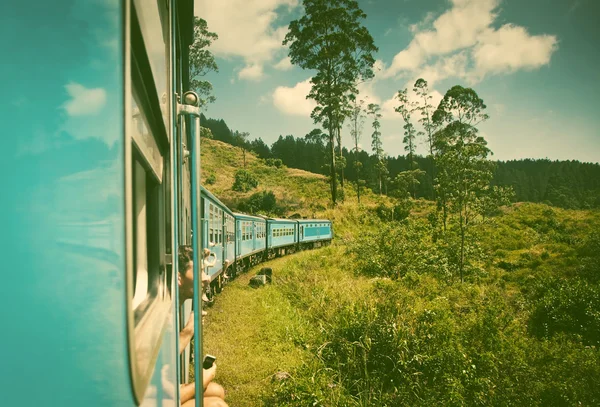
[236,220,242,256]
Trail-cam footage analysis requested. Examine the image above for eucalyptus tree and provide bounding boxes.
[413,78,436,155]
[348,96,366,203]
[432,85,493,282]
[283,0,377,205]
[395,88,424,199]
[189,17,219,108]
[367,103,387,195]
[233,131,250,168]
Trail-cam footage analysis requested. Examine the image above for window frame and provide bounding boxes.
[125,0,173,403]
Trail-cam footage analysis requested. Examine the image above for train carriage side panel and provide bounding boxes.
[267,218,297,249]
[0,0,196,405]
[233,212,265,259]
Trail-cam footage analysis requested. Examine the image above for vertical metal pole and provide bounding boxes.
[190,113,203,407]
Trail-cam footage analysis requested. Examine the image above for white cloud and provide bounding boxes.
[272,79,317,116]
[383,0,558,83]
[471,24,558,80]
[62,82,107,116]
[274,56,293,71]
[195,0,299,81]
[238,64,265,81]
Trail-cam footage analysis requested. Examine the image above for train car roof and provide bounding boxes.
[266,217,297,223]
[233,212,266,222]
[297,219,331,223]
[201,186,234,215]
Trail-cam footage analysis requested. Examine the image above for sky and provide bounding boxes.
[195,0,600,164]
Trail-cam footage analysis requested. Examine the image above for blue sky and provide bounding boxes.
[195,0,599,163]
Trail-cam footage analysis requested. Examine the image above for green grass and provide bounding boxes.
[199,139,600,406]
[203,244,373,407]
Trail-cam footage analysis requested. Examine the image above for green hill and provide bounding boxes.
[199,139,600,407]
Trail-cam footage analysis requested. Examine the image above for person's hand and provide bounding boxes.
[203,362,217,388]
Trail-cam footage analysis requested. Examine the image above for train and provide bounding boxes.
[1,1,332,406]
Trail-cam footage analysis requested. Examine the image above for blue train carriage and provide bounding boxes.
[1,0,204,406]
[200,186,235,292]
[297,219,334,248]
[233,212,267,271]
[266,217,299,258]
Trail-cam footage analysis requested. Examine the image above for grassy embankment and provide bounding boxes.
[200,139,600,406]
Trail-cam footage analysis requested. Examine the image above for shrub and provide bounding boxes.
[232,169,258,192]
[239,190,277,214]
[529,278,600,346]
[205,173,216,185]
[265,158,283,168]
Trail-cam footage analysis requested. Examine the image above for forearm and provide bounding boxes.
[180,382,195,404]
[179,326,194,355]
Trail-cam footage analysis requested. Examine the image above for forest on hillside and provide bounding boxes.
[200,113,600,210]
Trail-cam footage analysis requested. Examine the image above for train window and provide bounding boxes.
[209,205,213,244]
[219,210,223,244]
[127,0,171,399]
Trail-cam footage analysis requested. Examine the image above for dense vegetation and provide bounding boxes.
[198,138,600,407]
[192,2,600,406]
[201,114,600,210]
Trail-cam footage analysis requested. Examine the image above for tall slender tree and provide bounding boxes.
[284,0,377,205]
[189,17,219,108]
[233,131,250,168]
[395,88,422,198]
[432,85,493,282]
[367,103,386,195]
[348,96,366,203]
[413,78,436,155]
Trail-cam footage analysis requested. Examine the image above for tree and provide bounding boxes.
[413,78,436,155]
[395,88,424,199]
[367,103,386,195]
[200,126,214,139]
[348,96,366,203]
[283,0,377,205]
[250,138,272,159]
[189,17,218,108]
[432,85,493,282]
[233,131,250,168]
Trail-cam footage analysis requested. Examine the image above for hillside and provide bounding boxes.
[199,139,600,407]
[200,137,398,220]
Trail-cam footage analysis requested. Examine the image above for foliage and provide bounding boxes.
[232,169,258,192]
[348,96,367,203]
[432,85,496,281]
[199,112,600,209]
[205,172,216,185]
[238,190,278,215]
[528,277,600,346]
[189,17,218,107]
[265,158,284,168]
[367,102,387,195]
[200,126,214,139]
[413,78,437,155]
[284,0,377,205]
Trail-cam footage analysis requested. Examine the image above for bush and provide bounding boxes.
[529,278,600,346]
[238,190,277,214]
[205,173,216,185]
[265,158,283,168]
[232,169,258,192]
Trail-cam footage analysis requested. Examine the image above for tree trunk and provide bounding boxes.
[329,122,337,205]
[356,154,361,204]
[460,213,465,283]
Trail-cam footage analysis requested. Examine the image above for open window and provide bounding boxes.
[126,0,173,402]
